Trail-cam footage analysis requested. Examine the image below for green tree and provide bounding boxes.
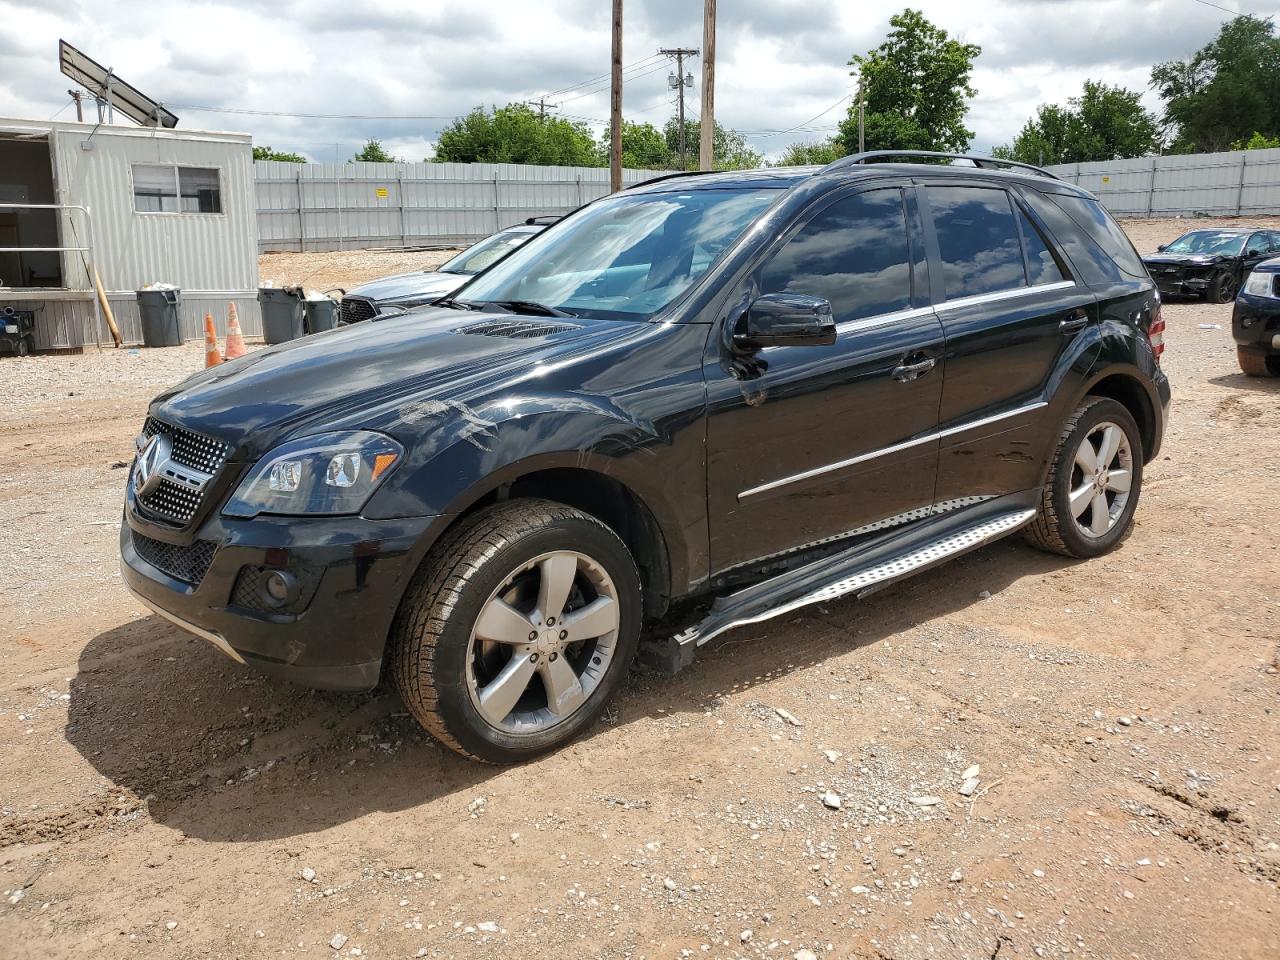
[1231,131,1280,150]
[352,139,399,162]
[1151,15,1280,152]
[996,81,1158,165]
[661,119,763,170]
[600,121,672,169]
[433,104,601,166]
[774,139,845,166]
[252,145,307,162]
[838,8,981,153]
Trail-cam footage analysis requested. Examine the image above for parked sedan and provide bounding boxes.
[1142,227,1280,303]
[339,222,548,323]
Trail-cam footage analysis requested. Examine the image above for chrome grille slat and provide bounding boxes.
[136,418,230,526]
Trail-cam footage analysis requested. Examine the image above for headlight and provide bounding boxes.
[1243,270,1279,299]
[223,431,403,518]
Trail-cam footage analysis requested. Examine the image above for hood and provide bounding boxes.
[1142,252,1227,268]
[345,270,465,302]
[149,309,640,457]
[1255,255,1280,273]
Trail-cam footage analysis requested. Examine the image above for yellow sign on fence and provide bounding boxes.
[375,187,389,199]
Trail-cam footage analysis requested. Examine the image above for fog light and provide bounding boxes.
[263,569,298,606]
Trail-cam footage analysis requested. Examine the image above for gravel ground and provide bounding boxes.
[258,248,461,294]
[0,219,1278,960]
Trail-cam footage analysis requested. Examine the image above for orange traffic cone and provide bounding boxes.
[204,314,223,368]
[224,302,247,360]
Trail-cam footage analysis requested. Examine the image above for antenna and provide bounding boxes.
[58,39,178,128]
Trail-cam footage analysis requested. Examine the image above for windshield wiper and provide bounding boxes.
[434,297,475,311]
[488,299,577,318]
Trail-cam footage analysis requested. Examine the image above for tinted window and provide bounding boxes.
[1245,233,1270,256]
[928,186,1026,299]
[1046,193,1146,278]
[1020,188,1125,287]
[760,189,911,324]
[1016,206,1066,285]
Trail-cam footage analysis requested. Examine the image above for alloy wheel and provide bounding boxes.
[465,550,620,734]
[1069,420,1133,539]
[1216,274,1238,303]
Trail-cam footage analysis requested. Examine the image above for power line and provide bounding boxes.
[1189,0,1240,14]
[538,53,664,100]
[169,103,462,120]
[554,62,673,105]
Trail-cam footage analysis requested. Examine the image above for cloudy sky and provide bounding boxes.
[0,0,1274,162]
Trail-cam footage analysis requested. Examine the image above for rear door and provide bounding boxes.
[703,184,945,574]
[920,181,1096,506]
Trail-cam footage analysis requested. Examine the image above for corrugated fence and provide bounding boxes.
[256,160,679,252]
[1045,148,1280,218]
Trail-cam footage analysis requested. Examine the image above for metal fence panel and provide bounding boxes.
[255,160,678,251]
[1046,148,1280,218]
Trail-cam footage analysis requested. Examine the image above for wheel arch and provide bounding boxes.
[420,457,680,621]
[1079,368,1159,463]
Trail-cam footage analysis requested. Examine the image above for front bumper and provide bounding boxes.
[1232,291,1280,354]
[1151,273,1210,298]
[120,509,440,690]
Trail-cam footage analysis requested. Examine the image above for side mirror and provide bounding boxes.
[734,293,836,349]
[1156,244,1166,252]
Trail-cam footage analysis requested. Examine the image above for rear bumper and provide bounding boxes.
[120,510,440,690]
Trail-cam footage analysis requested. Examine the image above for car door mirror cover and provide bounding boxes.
[735,293,837,349]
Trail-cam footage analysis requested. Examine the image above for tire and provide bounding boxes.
[391,498,642,763]
[1209,270,1239,304]
[1237,347,1279,377]
[15,338,30,357]
[1025,397,1144,559]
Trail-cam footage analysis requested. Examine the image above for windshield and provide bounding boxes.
[455,187,782,320]
[440,230,535,276]
[1163,231,1246,256]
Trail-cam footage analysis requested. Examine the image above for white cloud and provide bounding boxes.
[0,0,1266,161]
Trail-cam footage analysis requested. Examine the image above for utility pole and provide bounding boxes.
[700,0,716,170]
[68,89,84,122]
[530,97,557,120]
[659,47,698,170]
[856,72,866,153]
[610,0,623,192]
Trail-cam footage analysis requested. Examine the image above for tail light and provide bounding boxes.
[1147,303,1165,364]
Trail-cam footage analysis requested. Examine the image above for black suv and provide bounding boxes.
[1142,227,1280,303]
[121,152,1170,762]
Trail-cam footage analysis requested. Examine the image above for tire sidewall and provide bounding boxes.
[427,515,641,763]
[1049,399,1144,557]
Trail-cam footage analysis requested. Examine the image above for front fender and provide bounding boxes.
[363,395,706,595]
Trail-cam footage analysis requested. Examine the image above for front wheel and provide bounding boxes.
[1237,346,1280,377]
[1209,270,1238,303]
[1025,397,1144,558]
[391,499,641,763]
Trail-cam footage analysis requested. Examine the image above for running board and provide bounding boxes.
[642,505,1036,676]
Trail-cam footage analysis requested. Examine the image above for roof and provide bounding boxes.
[0,115,251,143]
[1169,226,1261,235]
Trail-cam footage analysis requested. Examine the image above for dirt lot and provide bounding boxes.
[1,218,1278,960]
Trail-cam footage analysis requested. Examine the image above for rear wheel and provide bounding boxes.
[1237,347,1279,377]
[1025,397,1143,559]
[391,499,641,763]
[15,337,30,357]
[1209,270,1239,303]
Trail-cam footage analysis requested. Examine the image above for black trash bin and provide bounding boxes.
[258,287,306,344]
[136,288,182,348]
[304,297,340,334]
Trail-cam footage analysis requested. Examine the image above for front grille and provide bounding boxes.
[341,296,377,324]
[131,529,218,586]
[135,418,230,526]
[455,319,581,339]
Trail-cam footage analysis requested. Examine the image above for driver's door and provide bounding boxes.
[703,185,946,574]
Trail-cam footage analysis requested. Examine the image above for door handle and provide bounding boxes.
[1059,310,1090,335]
[891,357,936,382]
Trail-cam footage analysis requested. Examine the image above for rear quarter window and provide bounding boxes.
[1044,193,1146,280]
[1018,189,1127,288]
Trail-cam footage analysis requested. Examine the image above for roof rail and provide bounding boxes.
[624,169,721,190]
[821,150,1061,181]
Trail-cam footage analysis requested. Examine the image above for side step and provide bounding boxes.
[642,503,1036,676]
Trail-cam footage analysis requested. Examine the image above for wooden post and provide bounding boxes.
[700,0,716,171]
[610,0,623,193]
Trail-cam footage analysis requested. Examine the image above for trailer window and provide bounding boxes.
[132,165,222,214]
